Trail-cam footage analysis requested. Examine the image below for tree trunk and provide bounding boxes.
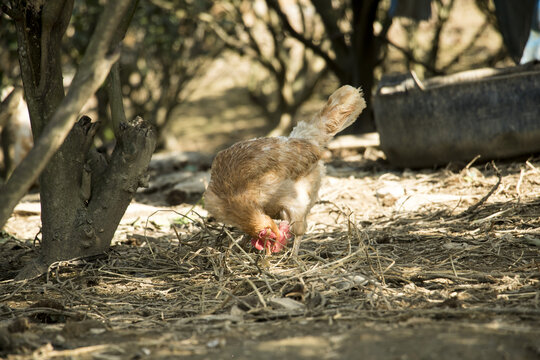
[1,0,156,280]
[341,0,379,134]
[38,116,155,264]
[309,0,380,134]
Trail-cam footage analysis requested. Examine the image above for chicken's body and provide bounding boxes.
[204,85,366,255]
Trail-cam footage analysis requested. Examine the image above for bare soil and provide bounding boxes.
[1,1,539,357]
[1,145,539,359]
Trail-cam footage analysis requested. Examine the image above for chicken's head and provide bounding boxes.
[251,221,291,253]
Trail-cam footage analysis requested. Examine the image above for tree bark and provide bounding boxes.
[0,0,156,280]
[0,0,130,229]
[38,116,155,264]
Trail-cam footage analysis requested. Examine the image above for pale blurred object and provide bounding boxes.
[520,0,540,64]
[0,86,33,179]
[521,31,540,63]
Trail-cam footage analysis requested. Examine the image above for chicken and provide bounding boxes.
[204,85,366,256]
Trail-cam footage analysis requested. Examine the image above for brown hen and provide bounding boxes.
[204,85,366,256]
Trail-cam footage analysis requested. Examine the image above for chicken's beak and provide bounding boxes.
[270,222,281,241]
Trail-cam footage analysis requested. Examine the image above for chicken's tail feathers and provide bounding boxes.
[289,85,366,147]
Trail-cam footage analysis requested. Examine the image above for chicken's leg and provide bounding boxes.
[290,235,303,258]
[280,211,305,258]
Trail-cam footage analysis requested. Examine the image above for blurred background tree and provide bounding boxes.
[202,0,328,136]
[118,0,221,149]
[0,12,19,89]
[0,0,513,170]
[65,0,221,149]
[0,0,156,279]
[0,8,25,179]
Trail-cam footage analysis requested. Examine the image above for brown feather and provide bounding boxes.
[205,137,321,236]
[204,85,366,250]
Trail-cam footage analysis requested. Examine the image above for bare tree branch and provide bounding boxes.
[234,2,279,75]
[264,0,343,78]
[263,12,285,78]
[384,38,443,75]
[106,63,126,136]
[441,18,490,72]
[37,0,70,93]
[425,0,456,73]
[105,0,139,134]
[0,0,136,229]
[311,0,347,58]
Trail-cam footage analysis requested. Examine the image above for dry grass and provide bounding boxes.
[1,155,539,358]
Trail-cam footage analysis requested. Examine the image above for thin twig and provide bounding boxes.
[463,155,482,170]
[457,161,502,217]
[410,70,425,90]
[245,278,267,308]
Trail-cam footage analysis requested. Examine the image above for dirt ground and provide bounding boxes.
[1,141,540,359]
[1,1,539,357]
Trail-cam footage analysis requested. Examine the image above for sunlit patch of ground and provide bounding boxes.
[1,152,539,359]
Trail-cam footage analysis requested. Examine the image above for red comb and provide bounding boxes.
[251,221,291,253]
